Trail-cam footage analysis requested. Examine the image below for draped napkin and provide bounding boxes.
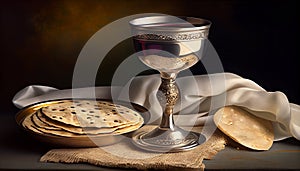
[13,73,300,141]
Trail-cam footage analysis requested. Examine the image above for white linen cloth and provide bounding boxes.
[12,73,300,141]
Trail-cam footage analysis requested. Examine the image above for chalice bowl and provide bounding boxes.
[130,16,211,152]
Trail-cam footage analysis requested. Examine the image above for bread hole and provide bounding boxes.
[76,104,82,106]
[90,122,94,124]
[112,109,116,112]
[94,105,100,107]
[70,106,75,108]
[59,109,66,111]
[86,102,90,104]
[81,110,86,112]
[59,117,63,119]
[134,114,138,116]
[95,116,100,118]
[103,119,106,121]
[52,116,57,118]
[89,111,95,113]
[120,112,124,114]
[71,112,76,115]
[114,120,118,123]
[86,117,91,119]
[94,107,101,110]
[52,109,57,111]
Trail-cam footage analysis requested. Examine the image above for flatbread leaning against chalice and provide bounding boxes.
[213,106,274,150]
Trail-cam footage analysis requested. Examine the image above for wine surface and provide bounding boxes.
[139,54,198,73]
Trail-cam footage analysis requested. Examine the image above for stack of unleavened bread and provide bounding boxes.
[22,100,144,138]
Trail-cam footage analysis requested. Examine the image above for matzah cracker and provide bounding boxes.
[31,112,62,131]
[36,109,139,134]
[41,100,143,128]
[22,115,44,134]
[213,106,274,150]
[113,117,144,134]
[22,113,143,137]
[21,100,144,138]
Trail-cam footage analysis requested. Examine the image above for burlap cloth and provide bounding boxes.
[40,126,226,170]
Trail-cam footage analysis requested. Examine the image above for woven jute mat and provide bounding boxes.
[40,126,226,170]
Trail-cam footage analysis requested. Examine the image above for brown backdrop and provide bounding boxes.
[1,0,299,114]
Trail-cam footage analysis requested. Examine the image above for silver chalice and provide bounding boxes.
[130,16,211,152]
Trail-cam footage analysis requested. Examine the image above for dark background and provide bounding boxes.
[1,0,299,114]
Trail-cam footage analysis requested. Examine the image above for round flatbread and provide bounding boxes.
[36,109,111,134]
[22,115,44,134]
[21,100,144,138]
[113,117,144,134]
[36,109,140,134]
[41,100,143,128]
[31,112,62,131]
[22,113,143,137]
[213,106,274,150]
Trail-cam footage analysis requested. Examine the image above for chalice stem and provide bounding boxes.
[132,71,205,152]
[158,73,179,131]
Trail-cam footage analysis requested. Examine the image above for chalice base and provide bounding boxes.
[132,126,206,153]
